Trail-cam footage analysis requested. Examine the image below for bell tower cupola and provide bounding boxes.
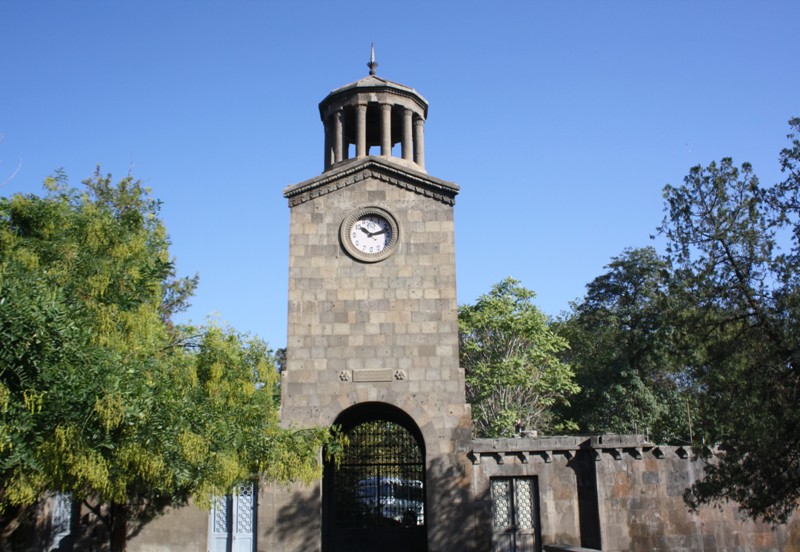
[319,45,428,173]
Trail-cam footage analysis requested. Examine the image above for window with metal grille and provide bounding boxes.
[490,477,540,552]
[208,482,256,552]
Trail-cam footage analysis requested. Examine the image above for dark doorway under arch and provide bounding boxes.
[323,403,427,552]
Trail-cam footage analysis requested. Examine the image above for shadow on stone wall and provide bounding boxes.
[273,485,321,552]
[566,450,601,550]
[46,496,188,552]
[427,453,488,552]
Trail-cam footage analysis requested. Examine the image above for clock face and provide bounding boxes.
[340,206,399,262]
[350,214,392,254]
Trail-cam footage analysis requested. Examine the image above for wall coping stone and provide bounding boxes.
[470,434,652,454]
[467,434,722,465]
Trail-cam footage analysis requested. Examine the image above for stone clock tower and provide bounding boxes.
[273,54,472,552]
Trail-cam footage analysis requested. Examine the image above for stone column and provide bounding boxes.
[355,104,367,159]
[323,115,332,170]
[402,108,414,161]
[333,109,344,164]
[413,116,425,170]
[380,104,392,157]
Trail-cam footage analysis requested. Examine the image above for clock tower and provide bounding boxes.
[276,53,472,552]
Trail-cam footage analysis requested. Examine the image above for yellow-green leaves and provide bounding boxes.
[1,170,179,516]
[0,170,333,549]
[94,392,126,433]
[41,425,111,496]
[178,430,209,465]
[22,389,43,414]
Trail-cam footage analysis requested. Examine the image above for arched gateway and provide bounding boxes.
[324,403,426,551]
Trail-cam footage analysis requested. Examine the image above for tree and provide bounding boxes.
[0,170,337,551]
[659,118,800,523]
[556,247,694,443]
[459,278,579,437]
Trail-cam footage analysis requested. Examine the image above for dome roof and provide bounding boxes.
[328,74,424,99]
[319,73,428,120]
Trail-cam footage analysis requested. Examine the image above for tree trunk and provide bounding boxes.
[0,504,29,552]
[110,502,128,552]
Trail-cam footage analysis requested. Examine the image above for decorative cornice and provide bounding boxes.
[319,84,429,120]
[283,157,459,207]
[466,435,711,464]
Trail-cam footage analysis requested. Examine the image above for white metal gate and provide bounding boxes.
[209,483,255,552]
[490,477,540,552]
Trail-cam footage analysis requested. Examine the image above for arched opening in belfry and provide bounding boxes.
[323,402,427,552]
[339,103,405,157]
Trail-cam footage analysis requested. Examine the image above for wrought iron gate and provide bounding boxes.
[491,477,541,552]
[326,416,426,551]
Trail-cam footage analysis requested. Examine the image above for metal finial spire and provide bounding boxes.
[367,43,378,75]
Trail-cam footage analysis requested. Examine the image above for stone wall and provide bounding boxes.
[23,495,209,552]
[24,434,800,551]
[258,483,321,552]
[467,434,800,552]
[123,502,208,552]
[594,442,800,552]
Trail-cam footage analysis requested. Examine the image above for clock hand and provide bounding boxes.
[359,227,371,236]
[371,229,388,236]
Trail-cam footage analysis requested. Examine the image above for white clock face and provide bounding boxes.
[340,206,399,262]
[350,215,392,254]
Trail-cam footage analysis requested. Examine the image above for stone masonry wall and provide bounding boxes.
[282,166,465,432]
[595,445,800,552]
[46,435,800,551]
[468,435,800,552]
[279,160,472,552]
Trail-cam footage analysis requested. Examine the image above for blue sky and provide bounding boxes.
[2,1,798,349]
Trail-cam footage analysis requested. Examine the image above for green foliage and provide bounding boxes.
[659,118,800,524]
[556,247,694,443]
[459,278,579,437]
[0,170,334,549]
